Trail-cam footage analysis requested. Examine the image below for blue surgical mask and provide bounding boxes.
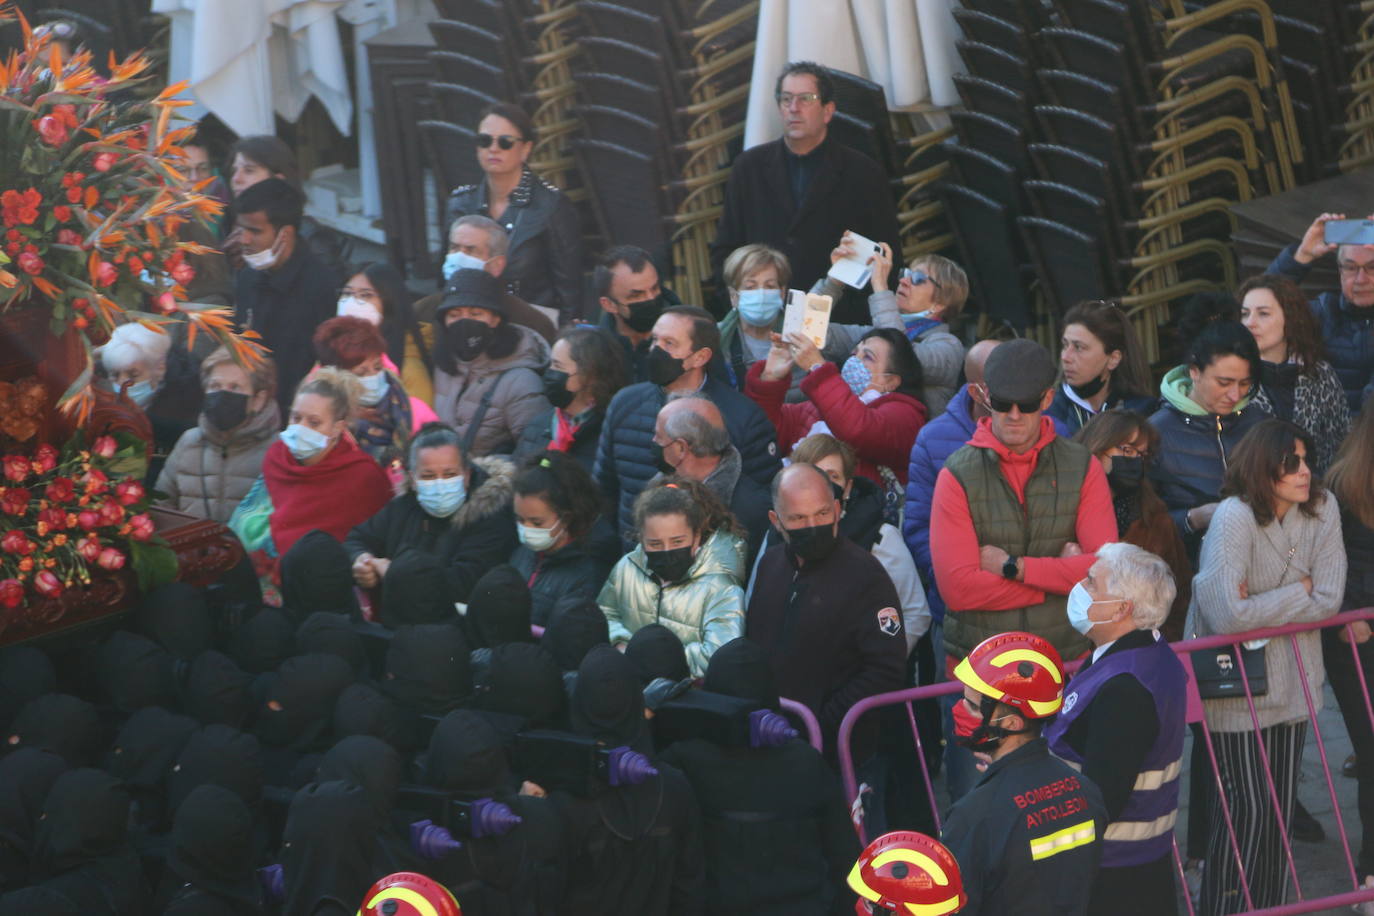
[415,475,467,518]
[901,309,933,325]
[356,371,389,407]
[279,423,331,462]
[840,356,872,396]
[443,250,486,282]
[736,288,784,326]
[1066,582,1115,636]
[124,379,155,408]
[517,520,562,552]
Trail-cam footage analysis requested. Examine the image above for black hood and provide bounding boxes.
[316,735,402,823]
[107,706,198,791]
[8,694,102,767]
[624,624,690,684]
[332,682,411,752]
[32,769,130,878]
[570,645,647,750]
[252,654,355,751]
[379,548,454,626]
[425,709,511,797]
[540,598,609,672]
[703,637,780,710]
[465,564,534,649]
[0,647,56,731]
[0,747,67,852]
[474,643,565,728]
[168,724,265,814]
[96,630,175,715]
[228,608,296,674]
[380,624,472,715]
[280,780,380,916]
[181,650,253,728]
[167,784,263,910]
[295,612,368,675]
[135,582,213,660]
[280,530,358,619]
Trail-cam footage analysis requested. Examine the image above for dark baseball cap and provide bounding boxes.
[982,338,1056,405]
[437,268,505,319]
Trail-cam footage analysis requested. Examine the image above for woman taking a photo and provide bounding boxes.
[509,450,607,626]
[445,103,583,323]
[1049,300,1156,435]
[1075,409,1191,640]
[513,326,627,471]
[598,478,746,678]
[1239,273,1349,474]
[1188,418,1345,914]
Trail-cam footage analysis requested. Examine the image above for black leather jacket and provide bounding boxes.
[446,167,584,322]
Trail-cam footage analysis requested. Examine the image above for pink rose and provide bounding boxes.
[96,547,125,570]
[114,479,144,506]
[45,476,75,503]
[91,436,117,459]
[32,571,61,597]
[1,531,33,556]
[97,500,124,527]
[76,509,100,532]
[35,115,68,146]
[93,152,118,172]
[83,468,108,493]
[128,513,154,542]
[37,508,66,531]
[2,455,28,483]
[170,262,196,286]
[16,251,43,276]
[0,488,30,516]
[76,535,100,562]
[33,445,59,473]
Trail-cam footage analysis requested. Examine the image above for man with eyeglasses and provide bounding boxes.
[709,61,901,324]
[929,339,1116,803]
[1268,211,1374,411]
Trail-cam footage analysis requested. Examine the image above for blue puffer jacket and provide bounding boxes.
[1269,244,1374,412]
[595,374,781,540]
[1148,366,1270,557]
[902,385,977,624]
[1044,384,1158,437]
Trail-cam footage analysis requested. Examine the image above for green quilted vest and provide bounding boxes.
[942,435,1094,664]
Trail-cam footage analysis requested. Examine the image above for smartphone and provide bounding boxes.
[1324,219,1374,246]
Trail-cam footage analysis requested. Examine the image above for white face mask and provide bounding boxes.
[356,371,388,407]
[279,423,331,461]
[243,245,278,271]
[443,250,487,282]
[337,296,382,325]
[1066,582,1117,636]
[517,519,563,553]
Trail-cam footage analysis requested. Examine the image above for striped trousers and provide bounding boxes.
[1199,720,1307,916]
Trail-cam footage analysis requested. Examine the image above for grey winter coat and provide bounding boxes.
[598,530,747,677]
[433,323,552,457]
[156,400,282,523]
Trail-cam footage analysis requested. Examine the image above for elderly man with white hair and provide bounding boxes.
[1043,542,1188,916]
[100,322,172,408]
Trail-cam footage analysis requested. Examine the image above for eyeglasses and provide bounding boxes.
[1338,261,1374,278]
[338,287,379,302]
[988,394,1044,414]
[902,268,942,289]
[1115,443,1151,459]
[1279,452,1308,475]
[476,133,524,150]
[775,92,821,108]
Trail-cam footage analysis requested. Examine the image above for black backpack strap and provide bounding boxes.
[460,369,512,453]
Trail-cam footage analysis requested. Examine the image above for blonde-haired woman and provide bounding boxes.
[230,367,392,599]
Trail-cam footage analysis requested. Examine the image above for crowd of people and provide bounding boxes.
[5,54,1374,916]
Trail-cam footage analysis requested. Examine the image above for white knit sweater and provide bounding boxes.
[1185,493,1346,732]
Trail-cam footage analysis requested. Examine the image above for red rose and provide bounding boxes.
[0,488,30,516]
[128,513,155,542]
[76,509,100,531]
[56,229,81,247]
[114,479,144,506]
[83,468,109,493]
[1,188,40,228]
[0,579,22,609]
[76,535,100,562]
[93,152,118,172]
[91,436,117,459]
[33,445,59,473]
[2,455,28,483]
[33,571,61,597]
[61,172,84,188]
[16,252,43,276]
[45,476,75,503]
[96,547,125,570]
[170,262,196,286]
[93,260,117,287]
[38,508,67,531]
[97,501,124,527]
[35,115,68,146]
[1,530,33,556]
[52,205,72,223]
[65,186,81,204]
[53,104,78,128]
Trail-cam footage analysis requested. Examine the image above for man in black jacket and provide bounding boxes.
[744,463,905,761]
[709,62,901,323]
[231,178,338,412]
[595,305,781,542]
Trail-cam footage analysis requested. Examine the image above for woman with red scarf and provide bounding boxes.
[513,326,627,472]
[229,367,392,602]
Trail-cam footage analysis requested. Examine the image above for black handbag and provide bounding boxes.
[1190,642,1269,699]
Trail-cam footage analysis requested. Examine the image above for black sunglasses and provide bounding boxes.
[988,394,1044,414]
[1279,452,1306,475]
[476,133,523,150]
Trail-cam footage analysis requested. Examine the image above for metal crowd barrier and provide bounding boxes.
[780,697,824,753]
[836,608,1374,916]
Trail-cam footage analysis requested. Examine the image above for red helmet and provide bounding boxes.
[848,830,966,915]
[952,631,1064,719]
[357,872,462,916]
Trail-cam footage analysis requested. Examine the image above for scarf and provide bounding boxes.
[549,407,586,453]
[261,437,391,559]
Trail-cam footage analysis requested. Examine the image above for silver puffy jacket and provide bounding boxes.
[597,529,746,678]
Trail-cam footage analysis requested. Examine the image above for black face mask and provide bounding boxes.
[622,295,663,333]
[1106,455,1144,492]
[783,522,837,563]
[203,390,250,432]
[649,440,676,476]
[542,370,575,410]
[644,545,694,583]
[1069,373,1109,400]
[646,346,687,387]
[447,319,494,361]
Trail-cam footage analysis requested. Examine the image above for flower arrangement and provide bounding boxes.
[0,432,175,613]
[0,3,261,420]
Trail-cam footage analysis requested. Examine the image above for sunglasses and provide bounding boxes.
[988,394,1044,414]
[1279,452,1307,475]
[476,133,523,150]
[902,268,942,289]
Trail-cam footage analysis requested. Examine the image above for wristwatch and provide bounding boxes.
[1001,556,1019,580]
